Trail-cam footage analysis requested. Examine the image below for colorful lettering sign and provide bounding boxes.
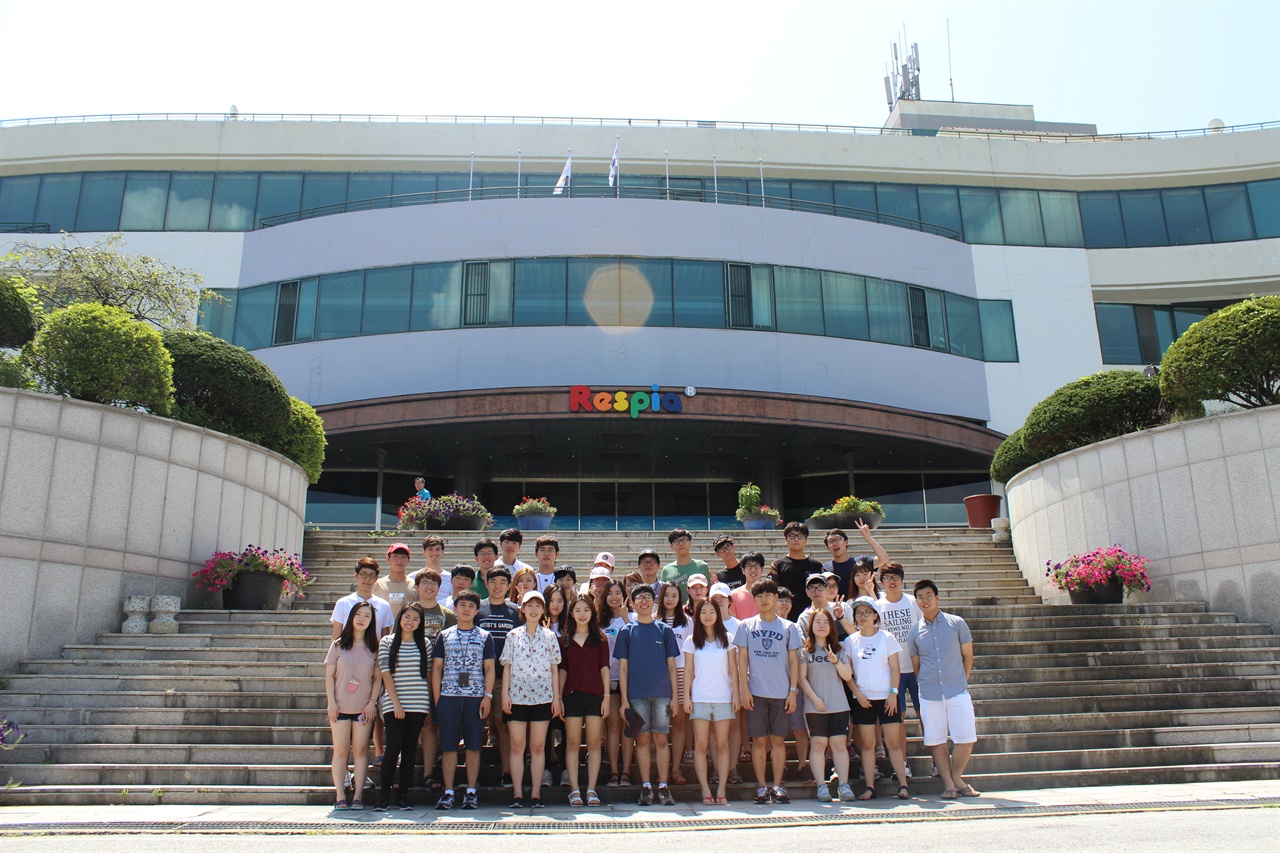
[569,385,686,419]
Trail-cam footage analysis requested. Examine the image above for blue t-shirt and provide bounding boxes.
[612,619,680,699]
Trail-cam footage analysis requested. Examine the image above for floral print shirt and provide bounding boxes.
[499,624,562,705]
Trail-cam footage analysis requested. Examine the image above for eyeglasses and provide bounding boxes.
[785,533,805,540]
[672,536,692,544]
[356,571,378,580]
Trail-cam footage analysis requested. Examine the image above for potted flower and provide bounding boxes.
[193,545,313,610]
[735,482,782,529]
[807,495,885,530]
[513,496,557,531]
[435,493,494,531]
[396,496,432,530]
[1046,545,1152,604]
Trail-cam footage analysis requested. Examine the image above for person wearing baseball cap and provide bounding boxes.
[373,543,419,621]
[582,565,613,600]
[500,588,562,808]
[685,574,710,615]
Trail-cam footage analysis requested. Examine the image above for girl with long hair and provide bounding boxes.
[597,579,632,785]
[324,600,380,810]
[375,602,431,811]
[509,566,538,603]
[682,598,739,805]
[656,582,693,785]
[500,590,562,808]
[560,595,610,806]
[543,581,572,786]
[546,582,571,638]
[800,608,855,802]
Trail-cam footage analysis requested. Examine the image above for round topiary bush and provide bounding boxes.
[265,396,327,484]
[162,329,291,444]
[989,428,1047,485]
[0,353,33,390]
[0,276,38,349]
[1021,369,1167,459]
[1159,296,1280,410]
[25,303,172,413]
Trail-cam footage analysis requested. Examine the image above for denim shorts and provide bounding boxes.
[630,696,672,734]
[690,701,735,722]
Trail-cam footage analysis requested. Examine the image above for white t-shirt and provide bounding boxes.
[667,621,693,670]
[721,615,740,642]
[875,593,921,674]
[330,592,394,637]
[843,629,903,700]
[408,566,451,589]
[534,571,558,595]
[681,635,734,703]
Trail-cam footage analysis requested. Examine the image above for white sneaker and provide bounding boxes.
[905,764,913,778]
[560,770,571,787]
[344,771,353,789]
[542,769,553,787]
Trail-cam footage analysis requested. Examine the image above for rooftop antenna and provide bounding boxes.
[883,33,920,111]
[947,19,955,101]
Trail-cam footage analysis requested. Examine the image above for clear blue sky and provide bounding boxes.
[0,0,1277,133]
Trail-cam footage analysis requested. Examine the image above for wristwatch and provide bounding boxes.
[889,687,899,695]
[484,692,493,698]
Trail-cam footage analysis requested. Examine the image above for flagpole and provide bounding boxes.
[516,149,521,199]
[468,152,474,201]
[713,154,718,204]
[665,151,670,200]
[615,135,620,199]
[567,148,571,197]
[758,159,765,208]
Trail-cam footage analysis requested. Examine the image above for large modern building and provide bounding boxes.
[2,103,1276,530]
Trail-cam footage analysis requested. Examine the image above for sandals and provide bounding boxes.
[715,795,729,805]
[333,799,350,810]
[702,795,716,805]
[619,773,632,786]
[569,790,585,807]
[606,772,620,787]
[896,785,910,800]
[857,787,877,801]
[957,784,982,797]
[586,790,601,807]
[671,771,688,786]
[940,788,959,800]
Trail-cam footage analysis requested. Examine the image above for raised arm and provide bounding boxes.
[854,519,890,569]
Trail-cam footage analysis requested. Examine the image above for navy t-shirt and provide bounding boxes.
[613,619,680,699]
[823,557,856,598]
[476,600,520,658]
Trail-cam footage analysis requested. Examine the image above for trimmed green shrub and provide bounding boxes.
[989,428,1047,485]
[1021,369,1167,459]
[1159,296,1280,409]
[0,276,39,349]
[265,396,327,484]
[0,353,34,390]
[163,329,291,444]
[26,303,172,413]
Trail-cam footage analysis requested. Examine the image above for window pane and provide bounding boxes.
[712,177,749,206]
[1173,308,1208,336]
[1095,303,1141,363]
[1161,187,1210,245]
[791,180,833,211]
[1247,179,1280,238]
[628,259,672,326]
[834,182,877,216]
[762,179,790,209]
[164,173,213,231]
[120,172,170,230]
[255,173,304,225]
[876,184,920,223]
[295,277,317,342]
[1039,190,1084,247]
[198,289,236,341]
[673,260,725,328]
[1079,192,1126,248]
[75,172,125,231]
[773,266,823,335]
[315,271,365,340]
[437,173,470,196]
[1153,308,1177,355]
[392,172,436,200]
[917,186,962,237]
[514,258,567,325]
[487,260,513,325]
[232,284,277,350]
[301,173,349,211]
[999,189,1045,246]
[750,264,774,330]
[945,293,982,359]
[821,271,868,340]
[0,175,40,223]
[1118,190,1168,247]
[979,299,1017,362]
[35,173,82,232]
[568,258,618,326]
[926,290,947,349]
[347,173,393,206]
[958,187,1004,244]
[411,262,462,330]
[1204,185,1254,242]
[362,266,412,335]
[866,277,911,345]
[210,173,259,231]
[274,280,300,344]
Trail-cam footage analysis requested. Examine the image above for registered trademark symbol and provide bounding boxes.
[684,386,697,397]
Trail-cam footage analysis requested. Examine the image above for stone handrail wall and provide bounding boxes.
[0,388,309,670]
[1005,406,1280,631]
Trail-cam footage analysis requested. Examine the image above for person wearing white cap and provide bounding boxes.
[582,563,614,600]
[709,581,744,784]
[844,595,909,801]
[500,589,562,808]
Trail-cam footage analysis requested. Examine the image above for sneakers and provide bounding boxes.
[638,786,655,806]
[560,770,571,787]
[772,785,789,804]
[905,764,913,778]
[344,771,353,789]
[657,785,675,806]
[754,786,771,804]
[530,798,546,809]
[542,769,553,788]
[396,796,411,811]
[462,790,479,810]
[815,783,832,802]
[501,772,513,787]
[727,769,743,785]
[837,783,855,801]
[373,799,390,812]
[435,791,455,810]
[510,796,525,808]
[797,764,815,783]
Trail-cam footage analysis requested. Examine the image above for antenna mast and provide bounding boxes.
[884,34,921,111]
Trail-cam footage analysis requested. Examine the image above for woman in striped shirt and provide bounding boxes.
[375,602,432,811]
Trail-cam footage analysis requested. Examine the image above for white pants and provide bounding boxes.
[919,692,977,746]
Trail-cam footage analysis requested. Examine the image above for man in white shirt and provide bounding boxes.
[532,535,560,594]
[495,528,531,575]
[331,557,394,640]
[876,561,923,776]
[410,534,450,589]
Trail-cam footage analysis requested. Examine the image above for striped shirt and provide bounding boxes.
[378,634,432,716]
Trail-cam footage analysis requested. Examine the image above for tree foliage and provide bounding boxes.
[1159,296,1280,409]
[1021,369,1168,459]
[989,428,1047,485]
[163,329,291,444]
[25,303,172,414]
[0,353,33,390]
[7,233,209,330]
[0,275,39,349]
[264,396,327,484]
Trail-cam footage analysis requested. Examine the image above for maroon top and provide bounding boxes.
[560,634,611,696]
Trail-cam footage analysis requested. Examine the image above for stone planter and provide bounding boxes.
[149,595,182,633]
[1066,576,1125,605]
[806,511,884,530]
[222,570,285,611]
[963,494,1003,529]
[739,513,778,530]
[445,514,490,531]
[121,596,151,635]
[515,511,555,531]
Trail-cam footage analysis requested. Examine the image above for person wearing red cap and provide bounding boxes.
[374,543,419,621]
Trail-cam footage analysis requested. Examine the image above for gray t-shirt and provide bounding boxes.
[906,611,973,701]
[801,646,851,714]
[733,615,802,700]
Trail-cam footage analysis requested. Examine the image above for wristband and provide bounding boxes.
[889,687,899,695]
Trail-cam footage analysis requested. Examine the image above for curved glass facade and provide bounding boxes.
[3,169,1277,249]
[199,256,1018,363]
[1094,301,1225,364]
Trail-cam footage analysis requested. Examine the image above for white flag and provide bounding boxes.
[608,142,619,188]
[553,154,572,195]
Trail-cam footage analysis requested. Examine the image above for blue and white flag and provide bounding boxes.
[608,142,619,188]
[553,153,572,195]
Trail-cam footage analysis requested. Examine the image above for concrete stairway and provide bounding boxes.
[2,528,1278,805]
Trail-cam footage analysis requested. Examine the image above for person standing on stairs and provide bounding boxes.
[374,602,432,812]
[325,600,381,810]
[331,557,394,779]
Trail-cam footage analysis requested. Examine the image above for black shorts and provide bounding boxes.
[851,697,902,726]
[805,711,850,739]
[505,702,554,723]
[563,690,604,718]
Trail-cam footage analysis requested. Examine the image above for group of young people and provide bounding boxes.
[323,522,979,811]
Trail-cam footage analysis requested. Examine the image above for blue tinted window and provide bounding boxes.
[628,259,673,326]
[232,284,277,350]
[1095,303,1141,363]
[1154,308,1177,354]
[749,264,774,330]
[945,293,983,359]
[866,277,911,345]
[255,174,304,225]
[925,289,948,351]
[120,172,170,230]
[0,175,40,223]
[295,278,317,342]
[773,267,823,335]
[876,184,919,223]
[568,258,618,325]
[821,272,868,340]
[347,173,393,205]
[978,300,1017,362]
[1118,190,1167,247]
[791,181,833,210]
[198,289,236,341]
[1079,192,1126,248]
[762,179,790,209]
[999,189,1044,246]
[834,182,877,215]
[35,173,82,232]
[165,173,214,231]
[487,261,513,325]
[210,174,259,231]
[672,260,724,328]
[437,173,469,196]
[1039,191,1084,247]
[514,258,567,325]
[75,172,125,231]
[302,173,348,211]
[711,177,749,206]
[1173,308,1207,336]
[1161,187,1210,245]
[392,173,436,199]
[917,186,962,237]
[362,266,412,334]
[958,188,1003,244]
[410,263,462,330]
[1204,185,1254,242]
[1247,179,1280,238]
[315,271,364,340]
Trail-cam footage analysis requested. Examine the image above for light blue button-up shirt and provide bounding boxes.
[906,611,973,701]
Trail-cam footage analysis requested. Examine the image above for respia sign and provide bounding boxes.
[569,385,690,419]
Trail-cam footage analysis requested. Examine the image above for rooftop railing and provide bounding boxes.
[2,111,1276,142]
